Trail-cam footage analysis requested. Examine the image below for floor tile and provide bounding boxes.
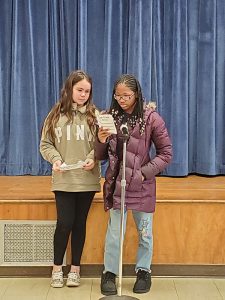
[1,278,49,300]
[174,278,223,300]
[0,278,14,299]
[213,279,225,299]
[1,277,225,300]
[91,279,103,300]
[46,278,92,300]
[147,278,179,300]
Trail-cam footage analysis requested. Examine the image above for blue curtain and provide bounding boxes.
[0,0,224,176]
[153,0,225,175]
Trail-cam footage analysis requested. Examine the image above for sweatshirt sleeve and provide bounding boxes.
[86,109,103,161]
[141,112,172,179]
[86,149,94,160]
[40,122,63,164]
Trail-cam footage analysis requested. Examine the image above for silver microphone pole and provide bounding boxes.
[99,130,139,300]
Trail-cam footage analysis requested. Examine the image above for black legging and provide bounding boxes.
[53,191,95,266]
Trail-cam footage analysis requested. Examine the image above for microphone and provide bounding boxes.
[120,123,129,137]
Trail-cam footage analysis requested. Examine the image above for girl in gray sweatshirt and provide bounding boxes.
[40,70,101,288]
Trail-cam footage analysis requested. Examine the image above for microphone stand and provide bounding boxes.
[99,133,139,300]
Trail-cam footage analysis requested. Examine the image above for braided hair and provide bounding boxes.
[110,74,145,134]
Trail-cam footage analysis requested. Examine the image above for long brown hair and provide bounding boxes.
[43,70,97,140]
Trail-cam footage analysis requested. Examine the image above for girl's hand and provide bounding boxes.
[52,160,63,172]
[98,127,111,143]
[83,158,95,170]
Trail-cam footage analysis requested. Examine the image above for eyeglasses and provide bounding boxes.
[114,93,135,101]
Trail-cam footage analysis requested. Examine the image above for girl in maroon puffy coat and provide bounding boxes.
[95,74,172,295]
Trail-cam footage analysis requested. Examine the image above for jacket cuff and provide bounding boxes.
[94,139,109,160]
[141,165,154,180]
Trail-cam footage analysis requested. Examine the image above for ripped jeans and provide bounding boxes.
[104,209,153,275]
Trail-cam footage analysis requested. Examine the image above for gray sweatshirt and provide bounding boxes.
[40,105,101,192]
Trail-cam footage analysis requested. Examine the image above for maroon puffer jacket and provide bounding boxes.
[95,107,172,213]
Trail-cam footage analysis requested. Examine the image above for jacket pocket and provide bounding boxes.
[141,177,156,198]
[128,169,142,192]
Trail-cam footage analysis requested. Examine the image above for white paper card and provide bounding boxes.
[97,114,117,134]
[59,161,86,171]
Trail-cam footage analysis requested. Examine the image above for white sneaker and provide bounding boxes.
[66,272,80,287]
[51,271,64,288]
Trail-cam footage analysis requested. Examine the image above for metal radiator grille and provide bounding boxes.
[0,221,65,266]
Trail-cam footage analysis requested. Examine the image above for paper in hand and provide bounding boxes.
[97,114,117,134]
[59,161,86,171]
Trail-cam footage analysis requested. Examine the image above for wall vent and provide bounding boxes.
[0,221,66,266]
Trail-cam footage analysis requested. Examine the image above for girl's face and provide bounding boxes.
[114,83,136,114]
[72,79,91,107]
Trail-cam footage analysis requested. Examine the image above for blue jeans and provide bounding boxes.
[104,209,153,275]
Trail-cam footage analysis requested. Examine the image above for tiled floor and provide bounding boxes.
[0,277,225,300]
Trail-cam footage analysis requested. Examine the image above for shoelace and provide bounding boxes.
[68,272,80,281]
[137,270,150,280]
[52,272,63,281]
[104,272,115,283]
